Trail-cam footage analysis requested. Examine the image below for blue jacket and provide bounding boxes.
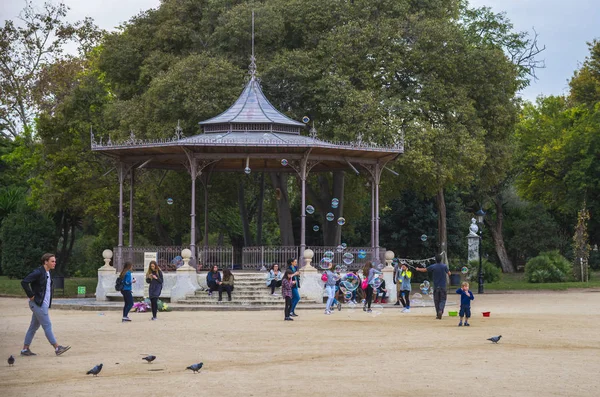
[122,271,133,291]
[206,271,221,284]
[456,288,474,307]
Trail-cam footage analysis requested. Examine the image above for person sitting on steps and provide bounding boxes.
[206,265,222,297]
[220,269,235,302]
[265,263,283,295]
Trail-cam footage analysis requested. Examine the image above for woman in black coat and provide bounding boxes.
[146,261,164,320]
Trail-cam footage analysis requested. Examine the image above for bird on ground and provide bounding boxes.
[487,335,502,344]
[142,355,156,363]
[86,364,103,376]
[186,362,203,373]
[8,355,15,366]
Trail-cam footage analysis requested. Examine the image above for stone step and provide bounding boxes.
[187,295,284,301]
[177,300,284,306]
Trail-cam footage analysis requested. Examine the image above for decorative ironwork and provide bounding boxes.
[174,120,184,140]
[197,246,234,270]
[309,121,318,139]
[117,246,188,272]
[242,246,300,270]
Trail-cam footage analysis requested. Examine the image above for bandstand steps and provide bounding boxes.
[177,272,320,306]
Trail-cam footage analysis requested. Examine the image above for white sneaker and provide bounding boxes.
[325,311,331,315]
[272,293,280,296]
[404,308,411,313]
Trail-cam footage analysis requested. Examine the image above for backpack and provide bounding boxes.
[115,276,124,291]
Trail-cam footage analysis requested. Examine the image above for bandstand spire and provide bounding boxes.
[249,10,256,78]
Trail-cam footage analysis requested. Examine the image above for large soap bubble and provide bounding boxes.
[342,252,354,265]
[324,250,335,260]
[420,234,427,242]
[331,198,339,208]
[461,266,469,274]
[326,212,335,222]
[319,257,333,270]
[306,205,315,215]
[244,167,251,175]
[337,217,346,226]
[336,245,345,253]
[281,159,288,166]
[166,198,174,205]
[357,250,367,259]
[313,225,320,232]
[341,273,359,291]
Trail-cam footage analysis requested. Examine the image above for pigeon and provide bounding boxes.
[86,363,103,376]
[142,355,156,363]
[8,355,15,366]
[487,335,502,344]
[186,362,203,373]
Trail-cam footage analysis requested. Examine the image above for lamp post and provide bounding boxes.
[475,208,486,294]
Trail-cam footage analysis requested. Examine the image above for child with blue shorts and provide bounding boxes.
[456,281,474,326]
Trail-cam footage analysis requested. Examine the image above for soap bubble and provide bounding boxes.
[461,266,469,274]
[371,276,383,289]
[281,159,288,166]
[412,292,423,299]
[372,304,384,317]
[326,212,335,222]
[324,251,335,260]
[357,250,367,259]
[302,116,310,123]
[336,264,348,273]
[166,198,174,205]
[306,205,315,215]
[331,198,339,208]
[342,252,354,265]
[376,263,385,270]
[337,217,346,226]
[420,234,427,242]
[319,257,333,270]
[423,280,430,289]
[341,243,347,249]
[244,167,251,175]
[313,225,319,232]
[341,273,359,291]
[336,245,345,253]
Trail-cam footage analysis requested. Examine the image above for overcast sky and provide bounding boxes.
[1,0,599,102]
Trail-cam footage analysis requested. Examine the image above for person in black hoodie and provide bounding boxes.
[20,253,70,356]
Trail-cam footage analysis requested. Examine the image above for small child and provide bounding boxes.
[456,281,475,326]
[397,263,412,313]
[282,269,295,321]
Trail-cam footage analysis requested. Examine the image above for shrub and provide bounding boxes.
[525,251,571,283]
[0,209,56,279]
[466,259,501,284]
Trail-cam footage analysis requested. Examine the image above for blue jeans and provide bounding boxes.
[325,285,336,312]
[24,301,56,346]
[291,287,300,313]
[121,290,134,318]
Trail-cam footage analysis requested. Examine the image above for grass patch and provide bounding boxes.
[0,276,97,297]
[483,272,600,291]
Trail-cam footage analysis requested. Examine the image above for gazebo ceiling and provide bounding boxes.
[91,75,403,173]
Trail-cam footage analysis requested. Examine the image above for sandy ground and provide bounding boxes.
[1,292,600,397]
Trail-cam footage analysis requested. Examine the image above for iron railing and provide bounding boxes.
[308,246,386,271]
[242,246,300,270]
[117,246,187,272]
[197,246,234,270]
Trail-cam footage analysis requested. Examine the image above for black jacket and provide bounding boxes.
[146,270,164,299]
[21,266,53,308]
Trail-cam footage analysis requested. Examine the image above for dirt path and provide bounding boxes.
[1,292,599,397]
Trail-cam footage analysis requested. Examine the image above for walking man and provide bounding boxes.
[20,253,71,356]
[415,253,451,319]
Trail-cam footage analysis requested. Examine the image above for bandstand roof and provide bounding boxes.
[91,76,403,173]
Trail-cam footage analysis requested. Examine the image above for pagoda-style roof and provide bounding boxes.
[198,77,304,134]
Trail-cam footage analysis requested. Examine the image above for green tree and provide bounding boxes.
[0,207,56,278]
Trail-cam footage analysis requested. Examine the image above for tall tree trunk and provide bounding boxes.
[237,179,253,246]
[256,172,265,245]
[332,171,345,245]
[487,195,515,273]
[270,173,294,245]
[435,187,448,264]
[307,172,345,247]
